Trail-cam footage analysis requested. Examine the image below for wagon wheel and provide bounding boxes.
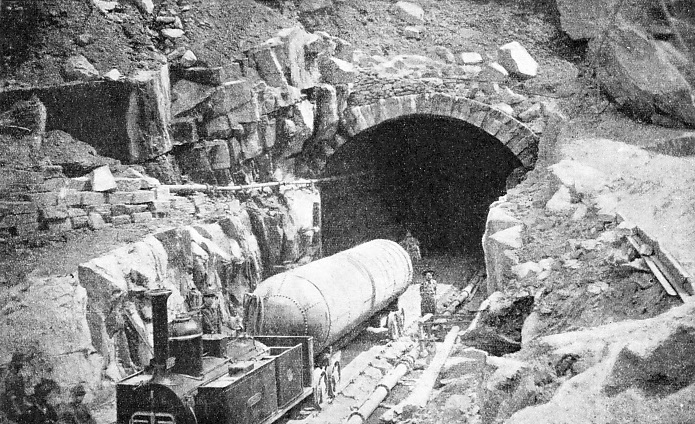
[328,361,341,399]
[312,369,328,408]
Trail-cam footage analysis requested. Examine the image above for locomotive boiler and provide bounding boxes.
[116,240,412,424]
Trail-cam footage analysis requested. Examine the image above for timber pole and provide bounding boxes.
[382,325,460,421]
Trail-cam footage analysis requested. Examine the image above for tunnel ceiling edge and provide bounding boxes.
[339,93,539,169]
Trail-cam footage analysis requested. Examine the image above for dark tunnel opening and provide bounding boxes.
[321,115,523,256]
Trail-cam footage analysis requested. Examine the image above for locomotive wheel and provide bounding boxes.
[328,361,341,398]
[312,369,328,408]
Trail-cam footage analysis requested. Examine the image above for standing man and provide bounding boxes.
[420,269,437,316]
[400,230,422,262]
[58,384,95,424]
[201,290,222,334]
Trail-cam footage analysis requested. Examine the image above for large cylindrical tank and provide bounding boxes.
[252,239,413,353]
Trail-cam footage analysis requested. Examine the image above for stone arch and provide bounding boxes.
[338,93,539,169]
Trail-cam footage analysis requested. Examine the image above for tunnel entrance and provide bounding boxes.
[321,114,523,255]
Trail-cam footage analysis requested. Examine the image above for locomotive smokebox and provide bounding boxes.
[147,288,172,376]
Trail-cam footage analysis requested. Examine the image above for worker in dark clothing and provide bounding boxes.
[21,379,59,424]
[201,290,222,334]
[1,353,27,422]
[58,384,95,424]
[420,269,438,316]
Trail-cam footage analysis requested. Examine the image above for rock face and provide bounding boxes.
[555,0,695,127]
[74,186,319,380]
[487,302,695,424]
[590,22,695,126]
[0,275,103,402]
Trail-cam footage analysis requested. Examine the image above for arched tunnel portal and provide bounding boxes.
[321,112,533,256]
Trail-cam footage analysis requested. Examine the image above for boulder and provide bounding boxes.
[299,0,333,12]
[90,165,117,192]
[320,57,358,84]
[458,52,483,65]
[434,46,456,63]
[590,22,695,126]
[179,50,197,68]
[392,1,425,24]
[63,55,99,82]
[171,79,216,117]
[498,41,538,78]
[161,28,184,39]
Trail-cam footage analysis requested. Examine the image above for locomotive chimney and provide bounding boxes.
[148,288,172,376]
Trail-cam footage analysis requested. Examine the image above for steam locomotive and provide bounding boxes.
[116,239,412,424]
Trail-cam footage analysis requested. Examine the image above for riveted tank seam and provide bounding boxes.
[264,294,309,336]
[291,273,333,347]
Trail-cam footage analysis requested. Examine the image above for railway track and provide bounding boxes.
[285,268,487,424]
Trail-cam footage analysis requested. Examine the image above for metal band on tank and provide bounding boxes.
[292,273,333,346]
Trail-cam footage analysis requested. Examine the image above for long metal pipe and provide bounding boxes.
[162,172,370,193]
[345,346,419,424]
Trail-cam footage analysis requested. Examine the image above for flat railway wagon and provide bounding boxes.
[117,239,412,424]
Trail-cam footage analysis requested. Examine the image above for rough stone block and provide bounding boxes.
[67,177,89,191]
[131,211,154,223]
[498,41,538,79]
[58,189,82,206]
[171,79,216,117]
[36,178,69,192]
[226,95,260,125]
[89,165,117,192]
[208,80,253,116]
[111,204,148,216]
[392,1,425,24]
[45,218,73,232]
[177,63,243,86]
[153,186,170,200]
[87,212,106,230]
[107,192,133,205]
[114,178,143,192]
[23,192,59,207]
[68,208,88,218]
[131,191,156,204]
[40,205,70,221]
[170,118,199,145]
[250,43,289,88]
[112,215,132,226]
[0,213,38,228]
[205,115,233,138]
[208,140,231,170]
[149,200,171,217]
[71,216,90,229]
[0,201,37,215]
[320,57,358,84]
[85,204,112,217]
[170,197,196,214]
